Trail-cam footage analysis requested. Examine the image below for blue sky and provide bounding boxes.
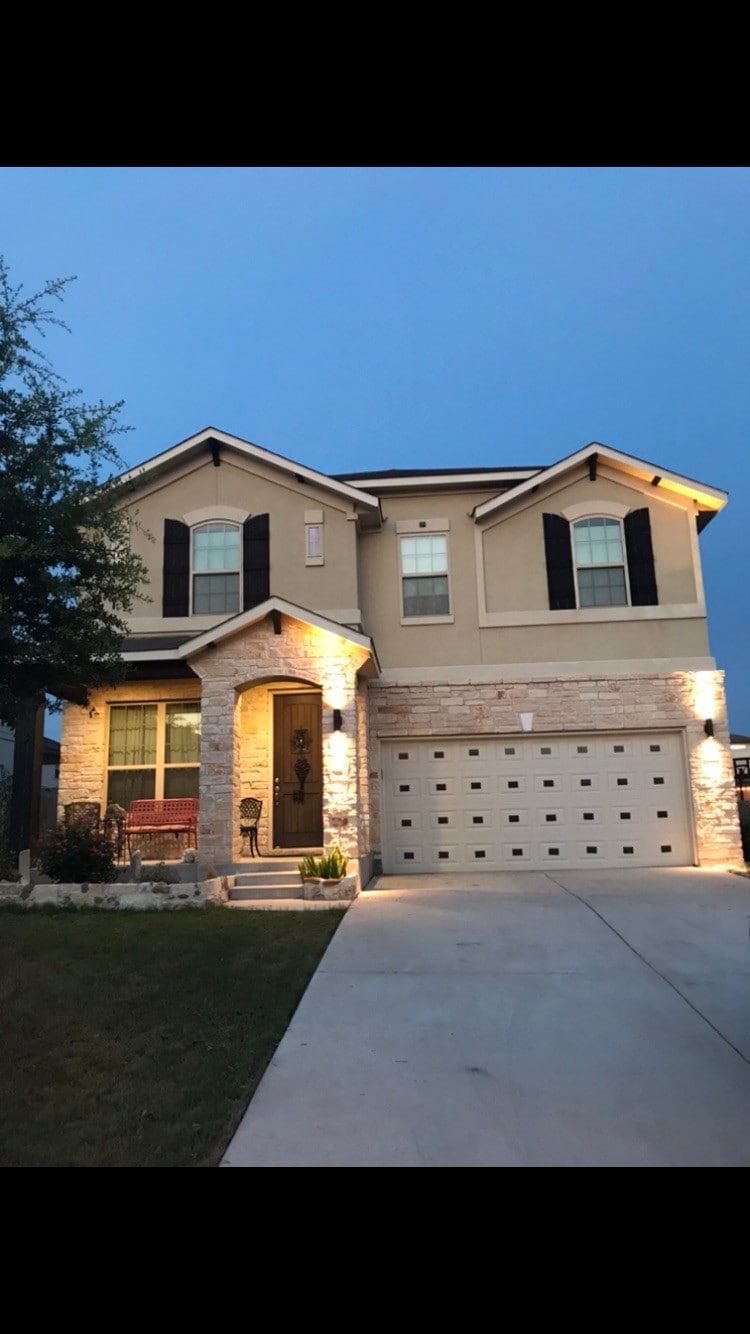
[2,166,748,730]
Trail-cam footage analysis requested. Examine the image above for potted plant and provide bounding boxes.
[298,846,355,899]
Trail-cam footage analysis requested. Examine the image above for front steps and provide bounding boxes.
[229,859,302,902]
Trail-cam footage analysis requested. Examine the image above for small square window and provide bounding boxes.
[617,778,628,786]
[433,751,445,759]
[509,814,520,824]
[470,782,481,790]
[400,819,412,827]
[580,779,592,787]
[403,852,414,861]
[472,816,483,824]
[547,848,560,856]
[436,783,447,792]
[474,850,486,859]
[398,752,409,759]
[508,780,519,790]
[399,784,410,792]
[653,777,665,785]
[545,813,557,822]
[540,746,552,755]
[504,747,516,755]
[512,848,524,856]
[660,845,672,853]
[438,816,449,825]
[586,846,598,854]
[438,851,449,860]
[623,847,634,855]
[583,812,595,821]
[468,748,479,757]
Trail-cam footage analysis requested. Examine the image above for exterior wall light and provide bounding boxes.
[333,709,343,731]
[519,712,534,732]
[704,719,714,737]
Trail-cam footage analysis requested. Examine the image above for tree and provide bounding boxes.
[0,257,149,727]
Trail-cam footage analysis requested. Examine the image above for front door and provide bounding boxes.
[273,692,323,848]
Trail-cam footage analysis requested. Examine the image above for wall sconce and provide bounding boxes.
[704,718,714,737]
[332,709,343,731]
[519,712,534,733]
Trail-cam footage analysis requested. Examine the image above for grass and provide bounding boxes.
[0,906,344,1167]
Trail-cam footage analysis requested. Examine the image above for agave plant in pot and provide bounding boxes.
[298,845,355,900]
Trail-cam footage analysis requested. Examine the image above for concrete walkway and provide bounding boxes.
[221,868,750,1167]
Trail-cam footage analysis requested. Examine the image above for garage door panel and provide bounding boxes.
[382,730,692,873]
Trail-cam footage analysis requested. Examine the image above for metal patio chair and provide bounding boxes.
[239,797,262,858]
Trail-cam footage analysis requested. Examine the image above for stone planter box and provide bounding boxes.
[301,874,358,901]
[0,877,232,910]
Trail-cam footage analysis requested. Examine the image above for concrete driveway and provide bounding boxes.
[221,868,750,1167]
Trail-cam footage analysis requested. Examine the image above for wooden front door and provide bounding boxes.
[273,693,323,848]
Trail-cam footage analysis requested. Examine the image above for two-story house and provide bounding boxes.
[57,428,743,882]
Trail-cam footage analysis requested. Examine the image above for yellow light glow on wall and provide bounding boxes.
[700,736,723,781]
[692,671,718,723]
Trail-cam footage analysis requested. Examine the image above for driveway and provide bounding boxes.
[221,868,750,1167]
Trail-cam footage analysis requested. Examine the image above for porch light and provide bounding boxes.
[704,718,714,737]
[519,712,534,732]
[332,709,343,731]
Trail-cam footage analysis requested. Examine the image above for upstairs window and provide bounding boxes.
[400,534,450,617]
[572,518,628,607]
[192,523,241,614]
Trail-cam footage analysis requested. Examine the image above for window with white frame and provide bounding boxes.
[192,522,241,614]
[306,524,324,562]
[106,701,201,806]
[400,534,450,617]
[572,518,629,607]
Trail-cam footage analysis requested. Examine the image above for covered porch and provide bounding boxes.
[57,599,378,886]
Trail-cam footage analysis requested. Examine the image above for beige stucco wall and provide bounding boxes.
[477,618,710,664]
[356,467,709,669]
[366,669,742,868]
[357,492,485,666]
[122,452,359,622]
[482,468,698,614]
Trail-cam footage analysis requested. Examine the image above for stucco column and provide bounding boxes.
[197,680,241,866]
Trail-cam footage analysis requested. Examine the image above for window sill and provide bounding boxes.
[400,614,455,626]
[305,557,325,566]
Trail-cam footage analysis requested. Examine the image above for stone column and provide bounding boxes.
[197,681,241,866]
[322,694,360,862]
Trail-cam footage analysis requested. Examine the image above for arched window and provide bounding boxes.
[572,517,629,607]
[191,522,241,614]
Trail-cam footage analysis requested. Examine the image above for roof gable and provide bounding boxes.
[117,426,381,514]
[472,442,728,525]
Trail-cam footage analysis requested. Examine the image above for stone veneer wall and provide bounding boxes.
[189,615,371,866]
[366,670,742,867]
[58,679,202,862]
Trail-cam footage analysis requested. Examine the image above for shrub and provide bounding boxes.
[298,845,348,882]
[39,821,117,884]
[0,773,20,881]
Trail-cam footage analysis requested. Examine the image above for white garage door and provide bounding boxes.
[381,732,693,872]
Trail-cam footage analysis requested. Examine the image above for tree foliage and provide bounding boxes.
[0,257,149,726]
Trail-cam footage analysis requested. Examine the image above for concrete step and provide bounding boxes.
[234,870,302,887]
[230,884,303,901]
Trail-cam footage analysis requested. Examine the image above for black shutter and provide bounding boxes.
[624,507,658,605]
[244,513,270,609]
[543,513,576,610]
[162,519,190,617]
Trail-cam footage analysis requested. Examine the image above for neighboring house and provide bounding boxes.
[57,429,743,881]
[1,725,60,834]
[730,734,750,801]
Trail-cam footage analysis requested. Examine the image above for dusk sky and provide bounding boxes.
[1,166,748,731]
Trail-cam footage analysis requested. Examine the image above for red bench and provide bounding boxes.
[125,799,199,855]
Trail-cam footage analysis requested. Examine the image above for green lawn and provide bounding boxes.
[0,907,344,1167]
